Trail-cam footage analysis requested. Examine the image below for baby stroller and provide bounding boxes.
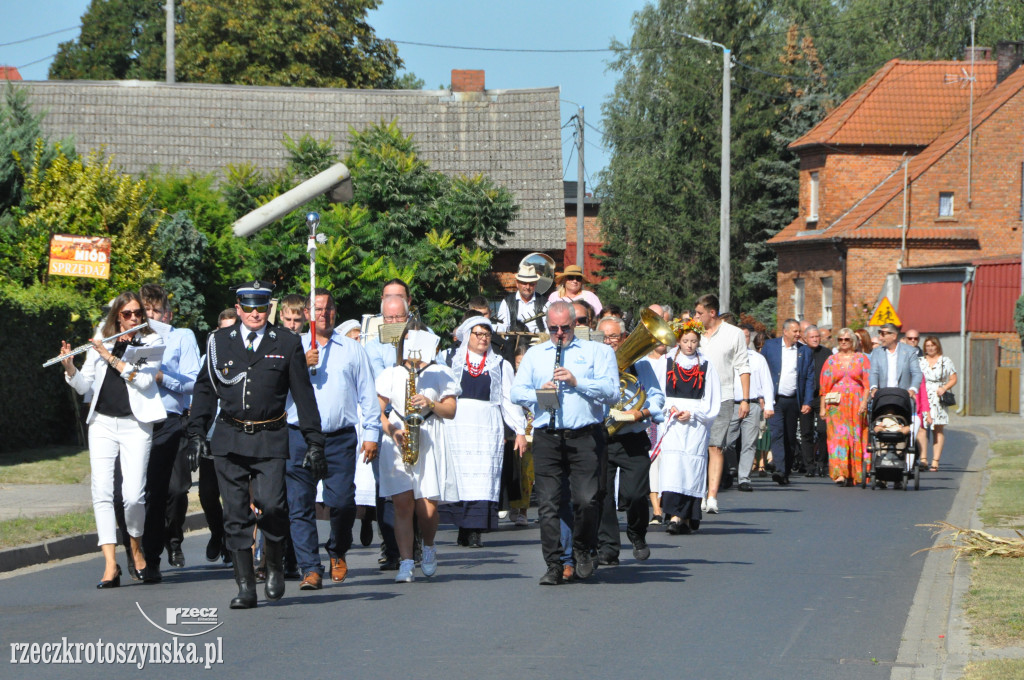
[866,388,920,490]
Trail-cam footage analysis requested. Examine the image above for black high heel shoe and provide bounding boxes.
[97,564,122,589]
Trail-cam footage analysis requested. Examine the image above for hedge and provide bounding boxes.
[0,283,92,452]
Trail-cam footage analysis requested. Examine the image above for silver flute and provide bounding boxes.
[42,321,150,367]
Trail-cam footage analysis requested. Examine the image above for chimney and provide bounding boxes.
[451,70,485,93]
[996,41,1024,83]
[963,46,993,63]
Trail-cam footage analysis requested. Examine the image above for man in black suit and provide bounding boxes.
[799,325,831,477]
[186,281,325,609]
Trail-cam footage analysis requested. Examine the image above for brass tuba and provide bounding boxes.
[605,309,679,437]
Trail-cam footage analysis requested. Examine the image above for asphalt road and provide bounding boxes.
[1,428,976,680]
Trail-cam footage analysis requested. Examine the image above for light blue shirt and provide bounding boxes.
[511,336,618,429]
[612,359,666,435]
[364,337,397,378]
[286,330,382,441]
[158,326,201,415]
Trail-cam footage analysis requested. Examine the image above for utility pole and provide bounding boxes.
[677,32,731,311]
[165,0,175,84]
[576,106,585,271]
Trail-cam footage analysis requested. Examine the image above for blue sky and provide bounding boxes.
[1,0,650,181]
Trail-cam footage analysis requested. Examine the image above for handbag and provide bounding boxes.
[823,391,842,406]
[940,390,956,407]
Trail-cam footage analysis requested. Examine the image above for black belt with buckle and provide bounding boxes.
[219,412,287,434]
[543,423,602,439]
[289,424,355,438]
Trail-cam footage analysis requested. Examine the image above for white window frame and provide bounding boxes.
[939,191,954,217]
[808,172,820,222]
[793,278,805,321]
[820,277,833,327]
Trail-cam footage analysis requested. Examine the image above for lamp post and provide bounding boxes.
[677,32,731,312]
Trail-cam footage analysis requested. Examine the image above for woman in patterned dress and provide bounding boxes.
[916,336,957,471]
[819,327,871,486]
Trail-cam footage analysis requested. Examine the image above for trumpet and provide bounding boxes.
[43,322,150,368]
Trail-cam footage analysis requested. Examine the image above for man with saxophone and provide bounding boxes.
[286,288,380,591]
[511,301,618,586]
[185,280,325,609]
[595,315,665,566]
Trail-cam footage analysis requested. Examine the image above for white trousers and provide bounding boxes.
[88,413,152,546]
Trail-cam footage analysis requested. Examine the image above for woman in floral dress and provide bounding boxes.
[819,328,871,485]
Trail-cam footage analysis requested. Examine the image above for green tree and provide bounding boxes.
[6,142,163,318]
[176,0,403,88]
[153,211,209,330]
[50,0,167,81]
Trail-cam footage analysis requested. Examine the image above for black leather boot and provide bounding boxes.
[230,550,257,609]
[263,540,285,601]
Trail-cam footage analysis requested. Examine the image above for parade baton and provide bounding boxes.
[648,418,678,462]
[306,211,326,376]
[42,322,150,367]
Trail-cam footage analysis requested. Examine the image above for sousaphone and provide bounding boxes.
[606,308,679,437]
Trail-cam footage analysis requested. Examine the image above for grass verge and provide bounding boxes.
[963,659,1024,680]
[964,556,1024,646]
[0,446,90,485]
[978,440,1024,527]
[0,511,96,549]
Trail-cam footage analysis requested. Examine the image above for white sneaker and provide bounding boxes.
[421,545,437,577]
[395,559,415,583]
[706,497,719,514]
[514,512,529,527]
[700,497,708,513]
[498,510,509,520]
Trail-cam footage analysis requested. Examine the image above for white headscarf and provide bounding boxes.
[336,319,360,339]
[451,316,503,403]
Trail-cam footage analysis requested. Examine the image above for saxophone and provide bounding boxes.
[401,353,425,466]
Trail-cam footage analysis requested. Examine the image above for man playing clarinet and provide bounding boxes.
[511,301,618,586]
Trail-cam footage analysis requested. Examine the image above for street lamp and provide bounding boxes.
[677,32,731,312]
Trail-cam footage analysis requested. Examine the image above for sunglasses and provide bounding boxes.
[550,324,573,333]
[239,304,269,314]
[120,308,145,319]
[576,316,589,324]
[838,337,853,342]
[564,276,583,282]
[906,336,919,341]
[879,330,896,335]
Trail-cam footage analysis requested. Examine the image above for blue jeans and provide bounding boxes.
[286,427,357,576]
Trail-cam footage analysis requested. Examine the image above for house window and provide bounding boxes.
[808,172,820,223]
[820,277,833,327]
[793,278,805,321]
[939,192,954,217]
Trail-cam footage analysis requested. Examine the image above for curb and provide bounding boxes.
[0,511,209,574]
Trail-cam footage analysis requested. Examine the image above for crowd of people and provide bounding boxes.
[55,263,958,603]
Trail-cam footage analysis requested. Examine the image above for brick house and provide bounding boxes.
[768,42,1024,411]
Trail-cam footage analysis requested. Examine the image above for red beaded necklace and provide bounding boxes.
[668,349,704,391]
[466,351,486,377]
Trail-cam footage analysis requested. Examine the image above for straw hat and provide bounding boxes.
[556,264,585,284]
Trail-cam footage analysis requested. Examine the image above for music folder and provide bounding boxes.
[535,388,559,412]
[121,344,165,369]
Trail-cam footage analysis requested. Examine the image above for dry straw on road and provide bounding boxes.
[916,522,1024,560]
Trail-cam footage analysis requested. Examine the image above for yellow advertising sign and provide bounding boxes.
[48,234,111,280]
[869,297,902,327]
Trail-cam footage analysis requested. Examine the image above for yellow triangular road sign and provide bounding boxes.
[869,297,902,327]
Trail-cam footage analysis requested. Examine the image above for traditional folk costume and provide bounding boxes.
[443,317,526,538]
[658,347,720,528]
[376,352,461,502]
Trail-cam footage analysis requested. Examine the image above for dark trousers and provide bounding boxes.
[164,427,192,549]
[214,453,288,551]
[769,395,800,476]
[598,431,651,557]
[800,403,827,474]
[198,455,224,540]
[114,415,183,567]
[286,427,357,575]
[533,426,605,567]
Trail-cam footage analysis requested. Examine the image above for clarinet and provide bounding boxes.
[547,336,564,427]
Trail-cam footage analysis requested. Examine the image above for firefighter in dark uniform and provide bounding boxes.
[186,281,325,609]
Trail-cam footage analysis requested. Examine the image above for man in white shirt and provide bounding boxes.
[496,264,548,334]
[693,294,750,513]
[725,325,774,492]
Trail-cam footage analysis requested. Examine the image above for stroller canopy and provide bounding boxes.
[871,387,914,420]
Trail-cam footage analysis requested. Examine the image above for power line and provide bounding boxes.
[393,39,615,54]
[562,142,577,179]
[0,25,80,49]
[17,53,58,70]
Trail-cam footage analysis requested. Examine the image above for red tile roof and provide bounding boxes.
[0,66,22,81]
[790,59,998,150]
[772,64,1024,247]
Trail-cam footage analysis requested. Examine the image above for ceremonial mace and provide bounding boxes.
[306,211,327,376]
